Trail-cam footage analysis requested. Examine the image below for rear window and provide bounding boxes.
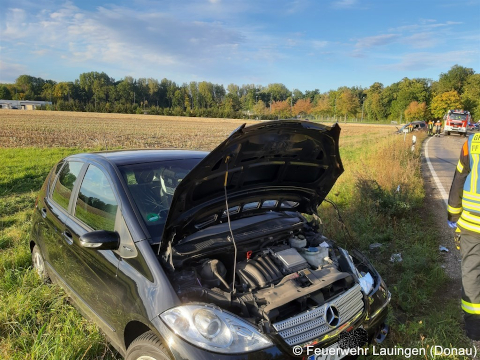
[51,161,84,211]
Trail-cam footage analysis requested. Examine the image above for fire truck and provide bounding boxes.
[444,109,471,136]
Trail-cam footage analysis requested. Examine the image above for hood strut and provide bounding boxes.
[224,155,238,297]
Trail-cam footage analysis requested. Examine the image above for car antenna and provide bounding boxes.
[223,155,238,297]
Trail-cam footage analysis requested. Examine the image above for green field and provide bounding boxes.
[0,112,473,359]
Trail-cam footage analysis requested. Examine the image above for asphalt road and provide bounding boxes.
[423,132,472,284]
[425,132,470,205]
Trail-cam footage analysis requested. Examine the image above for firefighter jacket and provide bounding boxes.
[447,135,480,234]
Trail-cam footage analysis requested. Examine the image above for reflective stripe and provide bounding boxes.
[471,154,479,193]
[448,205,463,214]
[457,160,464,173]
[463,191,480,201]
[462,299,480,314]
[461,210,480,223]
[458,218,480,233]
[462,199,480,212]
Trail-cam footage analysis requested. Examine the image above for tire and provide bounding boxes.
[126,331,170,360]
[32,245,49,283]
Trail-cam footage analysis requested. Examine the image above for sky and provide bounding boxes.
[1,0,479,92]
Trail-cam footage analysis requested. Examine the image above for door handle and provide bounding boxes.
[41,208,47,218]
[63,230,73,245]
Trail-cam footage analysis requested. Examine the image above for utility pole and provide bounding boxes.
[361,96,365,122]
[334,97,337,122]
[291,90,293,117]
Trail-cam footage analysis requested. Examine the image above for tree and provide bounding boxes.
[172,89,184,109]
[311,94,331,117]
[293,98,312,117]
[432,65,475,95]
[0,85,12,99]
[462,74,480,119]
[15,75,46,100]
[364,82,385,121]
[404,101,427,121]
[387,78,430,120]
[265,83,291,102]
[53,82,73,101]
[253,99,267,117]
[271,100,291,118]
[430,91,463,119]
[337,89,359,120]
[117,77,135,104]
[41,83,55,102]
[198,81,213,109]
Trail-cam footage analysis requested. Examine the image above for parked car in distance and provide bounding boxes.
[31,120,390,360]
[395,120,427,134]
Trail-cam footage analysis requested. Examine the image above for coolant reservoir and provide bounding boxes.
[289,234,307,248]
[301,247,329,268]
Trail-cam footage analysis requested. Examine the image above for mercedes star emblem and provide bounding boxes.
[325,305,340,327]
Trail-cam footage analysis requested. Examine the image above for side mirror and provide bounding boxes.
[80,230,120,250]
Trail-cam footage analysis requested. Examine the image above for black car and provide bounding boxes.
[31,120,390,360]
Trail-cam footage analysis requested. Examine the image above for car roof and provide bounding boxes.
[68,149,209,166]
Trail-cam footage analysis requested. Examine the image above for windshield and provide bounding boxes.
[449,114,467,120]
[118,158,203,242]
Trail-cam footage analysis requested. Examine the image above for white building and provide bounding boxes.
[0,100,52,110]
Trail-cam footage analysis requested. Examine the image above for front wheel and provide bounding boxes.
[32,245,49,282]
[126,331,170,360]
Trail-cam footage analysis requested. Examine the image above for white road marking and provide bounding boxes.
[424,136,449,207]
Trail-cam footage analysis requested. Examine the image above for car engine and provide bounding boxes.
[163,213,365,332]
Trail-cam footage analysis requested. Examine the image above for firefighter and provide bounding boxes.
[408,123,413,132]
[435,120,442,136]
[447,136,480,341]
[428,120,434,136]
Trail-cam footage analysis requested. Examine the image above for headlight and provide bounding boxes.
[160,304,273,353]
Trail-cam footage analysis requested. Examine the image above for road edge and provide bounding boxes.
[424,136,448,207]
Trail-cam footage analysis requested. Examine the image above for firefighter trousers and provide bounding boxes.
[459,232,480,340]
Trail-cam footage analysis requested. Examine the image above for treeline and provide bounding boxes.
[1,65,479,121]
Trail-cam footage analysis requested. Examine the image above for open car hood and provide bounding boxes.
[162,120,343,246]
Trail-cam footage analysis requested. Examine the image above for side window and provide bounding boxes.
[51,161,84,211]
[48,160,65,192]
[75,165,118,232]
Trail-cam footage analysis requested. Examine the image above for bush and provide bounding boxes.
[356,178,415,218]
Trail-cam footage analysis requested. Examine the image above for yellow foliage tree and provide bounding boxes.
[271,100,292,118]
[253,100,267,117]
[311,95,331,116]
[293,98,312,117]
[404,101,427,121]
[431,91,462,119]
[337,89,359,121]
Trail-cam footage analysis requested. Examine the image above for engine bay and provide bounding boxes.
[161,212,367,331]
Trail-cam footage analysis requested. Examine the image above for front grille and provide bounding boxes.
[272,284,364,346]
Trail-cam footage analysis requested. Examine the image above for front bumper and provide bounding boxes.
[445,126,466,133]
[151,284,390,359]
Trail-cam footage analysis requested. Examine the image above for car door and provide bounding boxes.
[43,160,85,280]
[62,163,129,347]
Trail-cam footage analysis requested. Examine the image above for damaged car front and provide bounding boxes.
[155,120,391,358]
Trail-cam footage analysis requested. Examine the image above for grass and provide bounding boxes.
[0,111,471,359]
[319,130,472,359]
